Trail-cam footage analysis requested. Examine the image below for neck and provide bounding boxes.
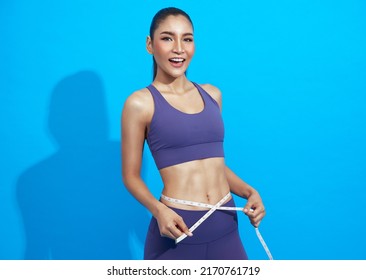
[153,74,191,94]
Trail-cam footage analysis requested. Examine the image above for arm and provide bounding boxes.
[121,91,192,239]
[225,166,266,227]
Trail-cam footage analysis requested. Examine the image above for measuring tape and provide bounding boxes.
[161,193,274,260]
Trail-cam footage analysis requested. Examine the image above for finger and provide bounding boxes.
[243,202,254,214]
[162,228,181,239]
[243,206,256,218]
[251,206,266,218]
[175,217,193,237]
[248,203,265,215]
[251,209,265,221]
[167,223,185,239]
[160,230,175,239]
[249,216,260,228]
[160,227,174,239]
[252,220,260,228]
[244,200,263,212]
[167,228,180,239]
[160,222,182,239]
[250,212,265,228]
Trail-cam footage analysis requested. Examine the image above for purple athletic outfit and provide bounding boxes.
[146,82,224,170]
[144,82,248,260]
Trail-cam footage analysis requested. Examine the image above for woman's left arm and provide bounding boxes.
[225,166,266,227]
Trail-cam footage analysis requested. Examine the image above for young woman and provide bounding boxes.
[121,7,266,260]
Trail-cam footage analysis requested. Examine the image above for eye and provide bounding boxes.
[184,37,194,42]
[161,37,173,41]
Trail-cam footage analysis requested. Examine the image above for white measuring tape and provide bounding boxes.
[161,193,273,260]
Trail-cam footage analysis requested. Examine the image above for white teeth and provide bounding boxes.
[170,58,184,62]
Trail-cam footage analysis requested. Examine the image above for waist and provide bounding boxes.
[161,187,231,211]
[161,196,239,244]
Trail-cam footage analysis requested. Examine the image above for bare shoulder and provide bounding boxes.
[200,83,222,107]
[123,87,153,113]
[122,87,154,123]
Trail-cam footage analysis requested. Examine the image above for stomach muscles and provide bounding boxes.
[159,157,231,210]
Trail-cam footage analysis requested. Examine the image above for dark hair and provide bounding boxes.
[149,7,194,80]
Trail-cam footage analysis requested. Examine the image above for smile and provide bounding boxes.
[168,58,185,64]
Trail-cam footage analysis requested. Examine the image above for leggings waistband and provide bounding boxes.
[160,193,274,260]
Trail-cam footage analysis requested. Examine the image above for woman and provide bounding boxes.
[121,7,266,260]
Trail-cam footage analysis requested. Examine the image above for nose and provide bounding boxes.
[173,40,184,54]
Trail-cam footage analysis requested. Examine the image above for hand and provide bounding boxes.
[243,191,266,228]
[155,204,193,240]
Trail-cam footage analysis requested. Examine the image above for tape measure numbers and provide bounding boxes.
[161,193,274,260]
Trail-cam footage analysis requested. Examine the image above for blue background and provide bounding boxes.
[1,0,365,260]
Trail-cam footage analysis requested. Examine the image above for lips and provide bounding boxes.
[168,57,185,66]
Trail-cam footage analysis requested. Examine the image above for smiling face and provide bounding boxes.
[147,15,195,81]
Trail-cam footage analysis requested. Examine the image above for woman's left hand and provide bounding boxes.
[243,190,266,228]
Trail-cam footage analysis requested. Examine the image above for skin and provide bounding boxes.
[122,15,265,240]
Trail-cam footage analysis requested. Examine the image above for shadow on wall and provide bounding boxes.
[16,71,148,259]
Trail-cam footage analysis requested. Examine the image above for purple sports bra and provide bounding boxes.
[146,82,225,169]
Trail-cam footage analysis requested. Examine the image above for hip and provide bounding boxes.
[147,198,240,245]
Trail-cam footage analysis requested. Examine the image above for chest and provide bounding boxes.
[159,88,205,114]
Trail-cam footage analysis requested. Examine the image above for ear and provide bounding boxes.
[146,36,153,54]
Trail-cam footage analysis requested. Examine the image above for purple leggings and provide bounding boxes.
[144,198,248,260]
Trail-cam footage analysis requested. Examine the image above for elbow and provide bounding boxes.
[122,170,140,189]
[122,172,132,187]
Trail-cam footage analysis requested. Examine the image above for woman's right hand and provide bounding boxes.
[155,204,193,240]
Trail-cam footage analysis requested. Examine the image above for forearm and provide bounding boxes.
[123,175,165,218]
[225,165,265,227]
[123,175,192,238]
[225,166,258,199]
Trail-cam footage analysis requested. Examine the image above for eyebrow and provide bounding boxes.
[160,31,193,36]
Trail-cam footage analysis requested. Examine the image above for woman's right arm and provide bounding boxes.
[121,91,192,239]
